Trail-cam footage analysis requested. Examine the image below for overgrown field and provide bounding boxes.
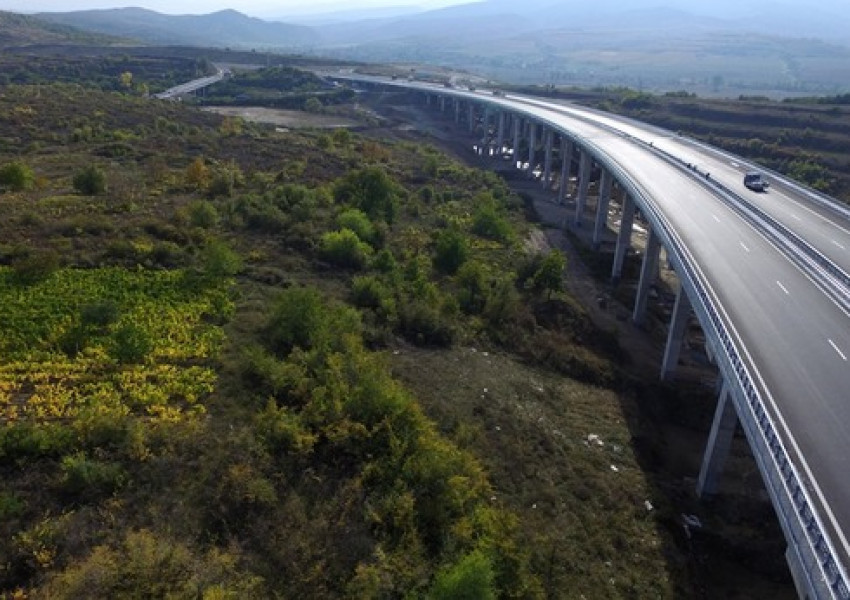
[0,72,791,598]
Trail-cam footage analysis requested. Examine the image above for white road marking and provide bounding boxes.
[730,161,739,168]
[740,242,751,253]
[832,240,846,250]
[828,339,848,361]
[776,281,790,295]
[712,214,721,223]
[789,213,802,221]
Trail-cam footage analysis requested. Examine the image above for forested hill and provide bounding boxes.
[37,8,317,49]
[0,11,119,48]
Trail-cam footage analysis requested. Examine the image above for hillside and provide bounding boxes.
[38,8,317,50]
[29,3,850,96]
[0,10,120,47]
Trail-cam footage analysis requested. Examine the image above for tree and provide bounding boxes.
[532,250,566,298]
[320,228,373,269]
[334,166,399,223]
[430,550,496,600]
[303,97,323,113]
[0,161,35,191]
[185,157,209,190]
[119,71,133,90]
[73,165,106,195]
[433,229,469,275]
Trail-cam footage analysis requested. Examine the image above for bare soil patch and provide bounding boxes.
[201,106,359,129]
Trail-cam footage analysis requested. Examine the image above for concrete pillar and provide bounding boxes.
[575,151,592,226]
[468,104,475,133]
[455,99,461,123]
[633,227,662,325]
[481,108,490,156]
[426,94,432,107]
[440,96,446,112]
[661,284,692,380]
[593,170,613,248]
[558,138,573,203]
[527,122,537,177]
[696,380,738,497]
[611,194,636,281]
[543,128,554,187]
[512,115,521,167]
[496,112,506,157]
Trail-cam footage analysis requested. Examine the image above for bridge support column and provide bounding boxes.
[440,96,446,112]
[496,112,506,157]
[633,227,661,325]
[512,115,521,167]
[696,380,737,497]
[661,284,692,380]
[527,122,537,178]
[593,170,613,249]
[575,151,592,226]
[543,129,554,187]
[455,99,461,123]
[611,194,635,281]
[468,104,475,133]
[558,138,573,203]
[481,108,491,156]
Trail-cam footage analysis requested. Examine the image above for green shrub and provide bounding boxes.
[110,323,152,363]
[264,286,361,357]
[351,275,394,316]
[60,452,127,499]
[334,166,399,223]
[531,250,566,298]
[397,297,454,347]
[456,261,489,315]
[472,203,513,242]
[433,229,469,275]
[73,165,107,195]
[0,160,35,191]
[81,300,120,328]
[38,529,264,599]
[320,228,372,269]
[10,250,60,285]
[0,423,74,460]
[187,200,219,229]
[0,492,25,519]
[199,240,243,280]
[337,208,376,245]
[430,550,496,600]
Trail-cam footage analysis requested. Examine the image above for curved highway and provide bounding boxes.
[502,93,850,279]
[329,73,850,595]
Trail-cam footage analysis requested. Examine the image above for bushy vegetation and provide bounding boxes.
[0,66,707,598]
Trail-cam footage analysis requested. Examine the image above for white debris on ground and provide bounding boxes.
[644,500,654,512]
[586,433,605,447]
[610,465,619,472]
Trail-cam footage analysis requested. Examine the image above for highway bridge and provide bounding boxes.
[327,74,850,599]
[154,68,227,100]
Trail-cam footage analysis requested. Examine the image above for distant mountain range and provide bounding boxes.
[11,1,850,96]
[38,8,316,49]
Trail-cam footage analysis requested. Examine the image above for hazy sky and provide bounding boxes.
[0,0,470,17]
